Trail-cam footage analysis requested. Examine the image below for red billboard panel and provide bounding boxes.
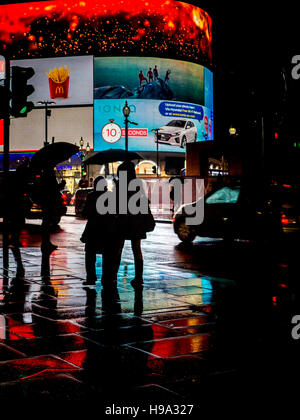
[0,119,3,146]
[0,0,212,65]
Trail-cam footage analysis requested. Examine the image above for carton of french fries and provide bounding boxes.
[47,65,70,99]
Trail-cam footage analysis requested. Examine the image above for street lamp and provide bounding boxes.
[79,136,84,149]
[152,128,161,177]
[79,137,91,179]
[123,100,130,151]
[36,100,56,146]
[229,126,237,136]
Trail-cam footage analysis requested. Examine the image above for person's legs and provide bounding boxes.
[113,239,125,280]
[102,239,124,287]
[11,245,25,278]
[85,243,97,283]
[131,239,143,286]
[41,209,57,252]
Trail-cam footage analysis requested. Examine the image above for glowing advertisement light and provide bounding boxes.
[94,57,214,153]
[11,56,93,106]
[0,0,212,65]
[0,1,214,154]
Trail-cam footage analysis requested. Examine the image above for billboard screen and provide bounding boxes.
[94,57,213,153]
[10,107,93,151]
[0,0,212,65]
[11,55,93,106]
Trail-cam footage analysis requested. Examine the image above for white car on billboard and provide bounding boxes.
[155,119,197,148]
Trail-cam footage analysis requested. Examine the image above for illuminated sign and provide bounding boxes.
[0,1,212,65]
[0,120,3,147]
[0,56,5,79]
[0,1,213,155]
[11,56,93,106]
[95,99,213,153]
[102,122,122,144]
[94,57,214,153]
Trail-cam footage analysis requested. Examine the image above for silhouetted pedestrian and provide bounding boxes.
[153,65,158,80]
[39,167,61,254]
[81,176,117,285]
[169,175,184,216]
[114,161,155,289]
[58,179,66,191]
[78,176,88,188]
[8,158,32,244]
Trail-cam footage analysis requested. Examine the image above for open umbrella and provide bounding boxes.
[84,148,142,165]
[30,142,79,169]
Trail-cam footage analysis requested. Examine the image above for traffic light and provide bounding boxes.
[293,141,300,149]
[152,165,157,174]
[10,66,35,118]
[0,85,10,119]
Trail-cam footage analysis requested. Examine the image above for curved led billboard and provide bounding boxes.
[94,56,213,153]
[0,0,212,65]
[0,1,213,154]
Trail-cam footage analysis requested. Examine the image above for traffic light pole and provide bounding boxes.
[44,102,48,146]
[2,56,10,283]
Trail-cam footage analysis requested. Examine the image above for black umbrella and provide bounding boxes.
[30,142,79,169]
[84,148,142,165]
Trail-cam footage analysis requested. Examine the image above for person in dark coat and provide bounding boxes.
[6,165,28,277]
[39,167,61,254]
[114,161,153,289]
[81,176,117,286]
[9,160,29,247]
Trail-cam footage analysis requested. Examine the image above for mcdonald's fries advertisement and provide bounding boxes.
[11,55,93,106]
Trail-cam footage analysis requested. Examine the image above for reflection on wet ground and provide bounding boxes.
[0,219,299,407]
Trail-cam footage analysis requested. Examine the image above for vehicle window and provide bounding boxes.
[166,120,186,128]
[186,123,191,128]
[206,187,240,204]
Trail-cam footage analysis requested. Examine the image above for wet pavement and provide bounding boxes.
[0,217,300,411]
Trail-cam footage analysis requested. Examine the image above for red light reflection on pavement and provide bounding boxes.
[9,325,35,340]
[146,334,211,359]
[60,350,87,368]
[0,355,79,383]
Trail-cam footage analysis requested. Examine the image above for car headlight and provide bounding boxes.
[171,132,181,136]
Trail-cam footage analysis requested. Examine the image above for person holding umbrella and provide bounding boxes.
[80,176,118,286]
[39,167,61,254]
[113,161,155,289]
[30,142,79,254]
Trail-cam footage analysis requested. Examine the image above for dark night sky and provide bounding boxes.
[204,2,300,137]
[211,3,298,70]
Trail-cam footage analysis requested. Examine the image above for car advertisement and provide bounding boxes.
[94,99,213,153]
[94,57,213,152]
[11,55,93,106]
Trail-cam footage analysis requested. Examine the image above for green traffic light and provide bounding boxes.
[20,106,27,114]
